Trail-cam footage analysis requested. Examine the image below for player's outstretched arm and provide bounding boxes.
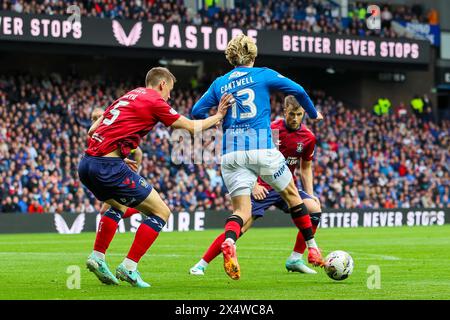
[266,69,323,121]
[171,93,234,135]
[191,81,219,120]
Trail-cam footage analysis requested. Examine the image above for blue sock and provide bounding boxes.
[142,215,166,232]
[104,207,124,223]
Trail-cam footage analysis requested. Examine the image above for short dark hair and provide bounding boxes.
[284,95,302,110]
[145,67,176,87]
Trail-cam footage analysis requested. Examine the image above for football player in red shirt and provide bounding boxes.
[89,107,143,219]
[79,67,234,287]
[190,95,322,276]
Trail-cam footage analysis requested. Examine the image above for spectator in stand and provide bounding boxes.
[0,72,448,213]
[28,198,44,214]
[0,0,434,40]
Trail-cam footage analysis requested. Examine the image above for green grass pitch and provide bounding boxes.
[0,225,449,300]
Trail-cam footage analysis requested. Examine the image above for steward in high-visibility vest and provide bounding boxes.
[411,97,424,114]
[373,98,391,116]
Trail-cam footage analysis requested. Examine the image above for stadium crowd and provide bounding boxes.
[1,0,438,39]
[0,72,448,214]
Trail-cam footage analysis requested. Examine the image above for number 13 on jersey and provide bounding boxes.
[231,88,257,120]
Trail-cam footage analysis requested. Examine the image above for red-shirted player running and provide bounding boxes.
[89,108,143,219]
[78,67,234,288]
[190,95,323,275]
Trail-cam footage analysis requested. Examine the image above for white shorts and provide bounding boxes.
[221,149,292,197]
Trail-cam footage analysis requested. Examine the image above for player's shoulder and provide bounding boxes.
[259,67,283,76]
[300,124,316,140]
[270,118,285,130]
[140,88,168,104]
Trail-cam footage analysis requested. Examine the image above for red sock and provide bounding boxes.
[292,214,312,230]
[293,221,319,254]
[202,232,226,263]
[224,220,242,242]
[94,215,118,254]
[126,223,159,263]
[122,207,140,219]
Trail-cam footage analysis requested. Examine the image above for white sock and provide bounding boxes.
[93,250,105,260]
[123,258,138,271]
[196,259,209,269]
[225,238,235,244]
[306,239,318,249]
[289,251,303,260]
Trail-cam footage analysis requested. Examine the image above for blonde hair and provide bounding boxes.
[225,34,258,67]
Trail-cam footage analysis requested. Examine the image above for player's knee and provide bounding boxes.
[305,199,321,214]
[159,205,172,220]
[280,185,300,206]
[310,212,322,227]
[289,203,308,219]
[226,214,244,226]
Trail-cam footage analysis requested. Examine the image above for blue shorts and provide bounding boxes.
[78,154,152,207]
[251,189,312,218]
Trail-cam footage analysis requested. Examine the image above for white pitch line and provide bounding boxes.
[347,251,401,261]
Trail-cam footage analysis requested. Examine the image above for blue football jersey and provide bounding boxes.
[191,66,318,154]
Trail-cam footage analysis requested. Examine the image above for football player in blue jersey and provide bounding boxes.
[191,34,324,280]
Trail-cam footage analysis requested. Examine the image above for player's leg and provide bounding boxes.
[286,192,322,273]
[86,201,128,285]
[79,156,123,285]
[220,195,252,280]
[277,181,323,266]
[92,202,140,256]
[258,149,323,267]
[87,201,141,284]
[115,188,171,288]
[189,217,253,276]
[219,151,257,280]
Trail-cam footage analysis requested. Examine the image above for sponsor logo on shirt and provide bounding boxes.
[228,71,248,79]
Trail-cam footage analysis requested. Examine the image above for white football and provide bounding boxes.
[324,250,354,281]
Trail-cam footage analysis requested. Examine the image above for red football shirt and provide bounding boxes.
[86,87,180,158]
[258,119,316,191]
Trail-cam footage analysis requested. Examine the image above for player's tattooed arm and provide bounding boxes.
[88,115,103,137]
[171,93,234,135]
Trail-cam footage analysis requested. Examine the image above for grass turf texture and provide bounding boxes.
[0,225,449,300]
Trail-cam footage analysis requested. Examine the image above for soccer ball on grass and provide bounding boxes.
[323,250,354,281]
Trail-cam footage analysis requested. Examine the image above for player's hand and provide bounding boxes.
[311,195,321,207]
[311,111,323,122]
[216,93,234,119]
[124,158,138,172]
[252,184,269,200]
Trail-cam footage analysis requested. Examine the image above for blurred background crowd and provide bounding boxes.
[1,0,439,39]
[1,72,448,214]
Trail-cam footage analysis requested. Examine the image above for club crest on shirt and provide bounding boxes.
[139,178,149,188]
[296,142,304,153]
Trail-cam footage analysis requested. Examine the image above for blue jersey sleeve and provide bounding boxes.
[191,81,219,119]
[265,68,318,119]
